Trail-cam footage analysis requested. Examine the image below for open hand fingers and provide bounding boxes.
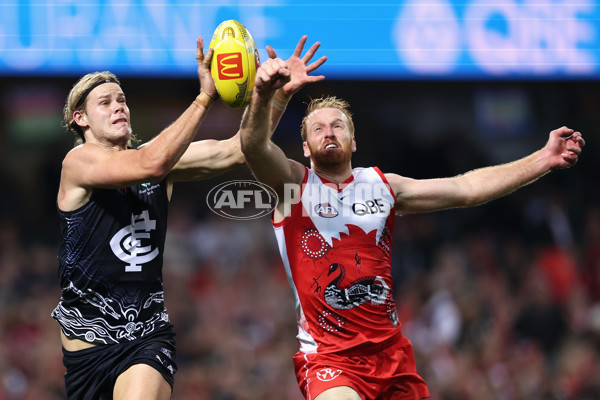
[203,47,213,66]
[306,55,328,73]
[196,37,205,62]
[293,35,308,58]
[301,40,321,64]
[196,36,213,66]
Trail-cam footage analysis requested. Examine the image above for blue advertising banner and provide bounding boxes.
[0,1,598,78]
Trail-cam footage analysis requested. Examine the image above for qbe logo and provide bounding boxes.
[206,180,278,220]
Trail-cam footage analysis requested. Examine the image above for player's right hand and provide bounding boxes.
[255,58,291,98]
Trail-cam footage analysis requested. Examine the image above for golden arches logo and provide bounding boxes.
[217,52,243,80]
[220,27,236,40]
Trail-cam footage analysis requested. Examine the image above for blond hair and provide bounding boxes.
[300,96,354,140]
[63,71,135,146]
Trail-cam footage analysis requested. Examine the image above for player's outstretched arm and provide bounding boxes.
[59,37,217,211]
[240,58,305,198]
[166,134,245,184]
[387,126,585,214]
[167,36,328,185]
[239,37,326,197]
[163,36,248,185]
[130,36,217,182]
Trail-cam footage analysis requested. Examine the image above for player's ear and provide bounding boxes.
[351,136,356,153]
[73,110,89,129]
[303,141,311,158]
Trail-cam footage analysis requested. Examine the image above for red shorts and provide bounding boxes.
[293,333,430,400]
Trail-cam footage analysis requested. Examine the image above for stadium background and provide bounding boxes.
[1,2,599,399]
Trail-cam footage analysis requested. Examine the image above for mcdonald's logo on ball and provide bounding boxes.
[210,20,259,108]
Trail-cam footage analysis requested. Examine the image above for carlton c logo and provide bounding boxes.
[217,52,243,80]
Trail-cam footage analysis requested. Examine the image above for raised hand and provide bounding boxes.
[196,36,217,99]
[267,36,327,97]
[254,57,291,98]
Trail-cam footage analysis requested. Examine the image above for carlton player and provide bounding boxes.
[240,56,584,400]
[53,35,326,399]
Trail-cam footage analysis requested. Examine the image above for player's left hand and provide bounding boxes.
[266,36,327,97]
[254,58,291,97]
[196,36,217,99]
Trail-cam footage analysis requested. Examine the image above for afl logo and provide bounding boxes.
[315,203,338,218]
[207,180,278,220]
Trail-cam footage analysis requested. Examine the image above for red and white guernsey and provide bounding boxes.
[274,167,401,354]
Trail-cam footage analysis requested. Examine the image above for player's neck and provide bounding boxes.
[311,162,353,184]
[84,129,130,151]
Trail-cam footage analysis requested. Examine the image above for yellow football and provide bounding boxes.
[209,20,259,108]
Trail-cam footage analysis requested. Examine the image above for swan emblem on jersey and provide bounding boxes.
[324,263,389,310]
[110,210,159,272]
[316,368,342,382]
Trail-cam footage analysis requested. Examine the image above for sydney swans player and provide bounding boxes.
[240,56,585,400]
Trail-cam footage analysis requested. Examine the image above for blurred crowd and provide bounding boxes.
[0,77,599,399]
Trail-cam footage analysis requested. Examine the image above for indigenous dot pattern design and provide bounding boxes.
[318,309,345,333]
[301,229,330,259]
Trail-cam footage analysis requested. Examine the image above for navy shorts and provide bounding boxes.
[62,325,177,400]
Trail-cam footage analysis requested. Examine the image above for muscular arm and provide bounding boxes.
[388,127,585,214]
[58,37,215,211]
[241,36,326,208]
[165,87,296,184]
[59,97,213,206]
[167,133,244,183]
[165,36,326,186]
[240,62,306,198]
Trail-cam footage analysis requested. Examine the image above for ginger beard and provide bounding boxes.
[303,108,356,170]
[305,136,354,169]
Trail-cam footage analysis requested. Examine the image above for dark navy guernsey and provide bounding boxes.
[52,180,172,345]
